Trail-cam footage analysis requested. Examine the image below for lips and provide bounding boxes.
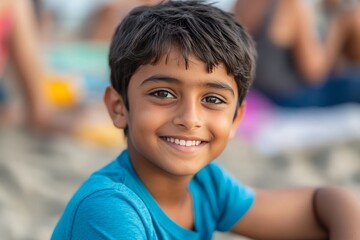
[163,137,203,147]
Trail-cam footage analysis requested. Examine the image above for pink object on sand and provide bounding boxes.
[236,90,274,140]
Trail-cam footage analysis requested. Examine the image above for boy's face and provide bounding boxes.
[105,50,244,177]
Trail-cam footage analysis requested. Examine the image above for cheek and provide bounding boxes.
[208,112,234,138]
[206,113,234,160]
[128,104,169,133]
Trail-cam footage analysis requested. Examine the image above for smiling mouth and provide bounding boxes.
[162,137,203,147]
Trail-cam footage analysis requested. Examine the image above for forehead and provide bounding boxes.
[131,50,237,90]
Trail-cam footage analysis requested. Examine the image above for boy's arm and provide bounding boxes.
[231,186,360,239]
[314,187,360,239]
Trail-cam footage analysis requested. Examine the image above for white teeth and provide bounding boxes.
[165,137,202,147]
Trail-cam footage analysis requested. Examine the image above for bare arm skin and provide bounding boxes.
[10,0,49,128]
[315,186,360,239]
[234,0,348,85]
[292,0,329,83]
[231,186,360,239]
[293,0,346,84]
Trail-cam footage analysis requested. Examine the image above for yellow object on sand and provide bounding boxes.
[43,74,82,108]
[72,105,127,149]
[74,122,126,149]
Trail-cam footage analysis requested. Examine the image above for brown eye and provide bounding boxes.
[202,96,224,104]
[150,90,175,99]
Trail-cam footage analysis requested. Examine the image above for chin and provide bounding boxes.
[163,161,205,177]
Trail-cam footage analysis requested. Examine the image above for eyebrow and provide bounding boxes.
[205,81,235,96]
[140,74,235,96]
[140,75,180,86]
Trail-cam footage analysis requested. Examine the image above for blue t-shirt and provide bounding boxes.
[52,150,255,240]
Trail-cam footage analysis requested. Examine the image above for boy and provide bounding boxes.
[52,1,360,239]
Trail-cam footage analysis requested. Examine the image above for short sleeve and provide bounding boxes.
[203,162,255,232]
[71,188,155,240]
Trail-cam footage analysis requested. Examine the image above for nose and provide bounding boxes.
[172,98,203,130]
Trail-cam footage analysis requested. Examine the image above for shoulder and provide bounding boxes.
[53,153,156,239]
[74,161,153,227]
[53,182,154,239]
[195,162,230,187]
[194,162,254,202]
[195,161,237,185]
[73,185,154,239]
[74,185,152,229]
[193,162,255,231]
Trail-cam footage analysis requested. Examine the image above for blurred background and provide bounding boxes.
[0,0,359,239]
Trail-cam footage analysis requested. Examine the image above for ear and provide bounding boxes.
[104,86,128,129]
[229,102,246,139]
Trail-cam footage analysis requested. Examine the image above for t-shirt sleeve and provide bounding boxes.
[208,162,255,232]
[70,188,154,239]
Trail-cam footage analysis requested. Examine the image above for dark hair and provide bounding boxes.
[109,0,256,117]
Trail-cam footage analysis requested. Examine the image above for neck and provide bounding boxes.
[128,149,193,206]
[127,147,195,229]
[147,175,191,206]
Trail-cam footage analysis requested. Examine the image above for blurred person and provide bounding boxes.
[321,0,360,65]
[86,0,166,42]
[0,0,54,130]
[234,0,360,107]
[39,0,166,41]
[40,0,113,40]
